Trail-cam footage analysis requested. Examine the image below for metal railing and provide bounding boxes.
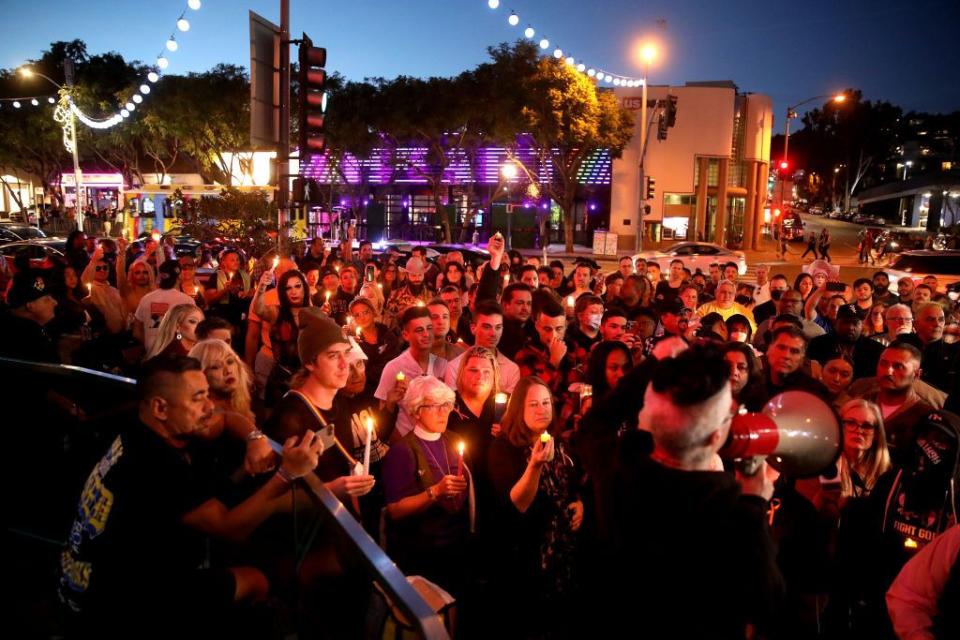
[0,356,449,639]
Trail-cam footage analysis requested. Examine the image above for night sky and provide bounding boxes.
[2,0,958,127]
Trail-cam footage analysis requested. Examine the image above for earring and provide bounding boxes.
[176,331,183,341]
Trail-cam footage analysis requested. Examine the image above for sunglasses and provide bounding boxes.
[95,265,110,272]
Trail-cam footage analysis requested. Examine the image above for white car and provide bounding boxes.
[633,242,747,275]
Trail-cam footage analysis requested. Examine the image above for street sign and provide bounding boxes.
[249,11,280,149]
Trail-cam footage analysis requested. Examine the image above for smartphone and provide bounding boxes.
[826,282,846,292]
[365,264,375,282]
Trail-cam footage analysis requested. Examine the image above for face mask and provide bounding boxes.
[730,331,748,343]
[770,289,784,301]
[586,313,603,331]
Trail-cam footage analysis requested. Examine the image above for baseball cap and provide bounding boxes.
[836,304,862,321]
[158,261,181,289]
[6,271,51,308]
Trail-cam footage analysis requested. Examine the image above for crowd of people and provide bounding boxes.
[2,227,959,639]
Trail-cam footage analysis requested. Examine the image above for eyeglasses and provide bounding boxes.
[95,265,109,272]
[842,418,876,432]
[419,403,454,413]
[887,316,913,323]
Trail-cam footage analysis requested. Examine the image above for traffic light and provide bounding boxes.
[779,160,789,171]
[298,34,327,158]
[665,94,678,127]
[645,176,656,200]
[657,113,668,141]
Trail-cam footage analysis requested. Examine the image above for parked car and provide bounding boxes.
[808,206,824,216]
[0,223,48,243]
[633,241,747,275]
[0,238,67,270]
[885,250,960,289]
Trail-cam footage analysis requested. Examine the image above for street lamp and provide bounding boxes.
[19,65,85,229]
[501,162,519,249]
[634,42,658,253]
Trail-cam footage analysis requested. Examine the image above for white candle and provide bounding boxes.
[363,417,373,475]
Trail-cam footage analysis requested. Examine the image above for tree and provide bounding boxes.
[175,187,280,258]
[488,42,633,251]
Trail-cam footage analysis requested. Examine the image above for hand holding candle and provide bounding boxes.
[540,432,555,463]
[85,282,92,297]
[457,441,465,477]
[566,295,575,309]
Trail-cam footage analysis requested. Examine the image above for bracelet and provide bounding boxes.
[276,467,295,484]
[246,430,267,443]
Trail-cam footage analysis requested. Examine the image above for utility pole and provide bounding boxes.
[277,0,290,253]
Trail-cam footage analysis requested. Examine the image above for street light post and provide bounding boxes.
[20,64,85,230]
[636,44,656,254]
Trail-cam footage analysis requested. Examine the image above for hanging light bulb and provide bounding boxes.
[188,0,201,9]
[565,56,575,65]
[487,0,500,8]
[177,18,190,32]
[508,12,519,26]
[48,96,56,103]
[157,57,169,69]
[125,102,136,111]
[539,38,549,49]
[553,48,563,59]
[121,109,130,118]
[140,84,151,94]
[147,71,160,83]
[587,69,596,77]
[577,63,586,72]
[31,98,39,106]
[132,94,143,104]
[524,26,535,38]
[13,101,21,108]
[166,39,178,52]
[613,78,621,86]
[604,74,613,82]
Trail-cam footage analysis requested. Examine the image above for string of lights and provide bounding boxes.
[0,95,57,108]
[64,0,203,129]
[484,0,644,87]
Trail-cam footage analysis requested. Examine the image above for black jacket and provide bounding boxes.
[605,440,785,637]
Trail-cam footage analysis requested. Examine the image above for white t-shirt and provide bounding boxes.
[375,350,448,437]
[134,288,197,352]
[443,349,520,393]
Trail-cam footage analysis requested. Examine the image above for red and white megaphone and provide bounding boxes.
[722,391,841,477]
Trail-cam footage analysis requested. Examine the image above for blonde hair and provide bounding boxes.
[455,346,502,397]
[838,398,891,497]
[145,304,203,360]
[188,339,254,419]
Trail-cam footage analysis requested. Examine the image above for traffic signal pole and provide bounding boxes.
[277,0,290,253]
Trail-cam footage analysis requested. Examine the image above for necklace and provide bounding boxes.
[418,434,452,476]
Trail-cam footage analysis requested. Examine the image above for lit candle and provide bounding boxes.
[580,383,593,402]
[566,295,575,308]
[540,432,552,445]
[335,265,340,273]
[396,371,405,382]
[355,325,362,338]
[376,283,383,290]
[193,285,199,297]
[503,273,510,285]
[86,282,92,297]
[272,255,280,271]
[151,230,161,243]
[494,392,508,423]
[416,300,425,307]
[325,290,331,303]
[457,441,465,477]
[363,417,373,475]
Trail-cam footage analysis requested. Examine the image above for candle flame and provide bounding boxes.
[540,432,552,444]
[272,256,280,269]
[495,392,508,404]
[355,326,362,337]
[376,283,383,290]
[458,441,465,456]
[904,537,918,549]
[416,300,425,307]
[566,295,575,307]
[366,417,374,433]
[396,372,405,382]
[325,291,331,301]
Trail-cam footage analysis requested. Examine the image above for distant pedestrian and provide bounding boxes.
[818,229,832,262]
[801,232,818,260]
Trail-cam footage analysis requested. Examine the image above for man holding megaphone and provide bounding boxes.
[606,344,786,638]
